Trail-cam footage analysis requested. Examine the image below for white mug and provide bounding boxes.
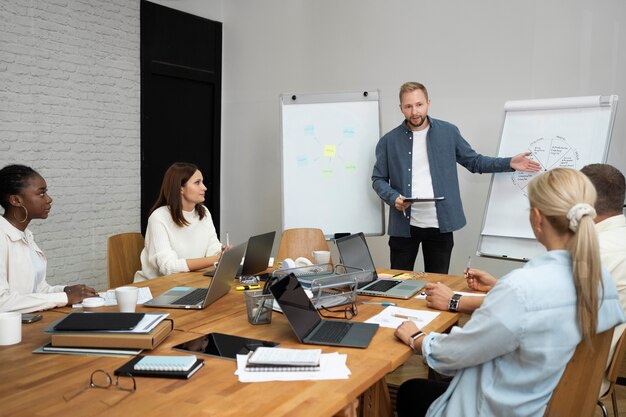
[115,286,139,312]
[311,250,331,265]
[0,312,22,345]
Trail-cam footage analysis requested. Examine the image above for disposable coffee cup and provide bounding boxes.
[312,250,331,265]
[0,312,22,345]
[115,286,139,312]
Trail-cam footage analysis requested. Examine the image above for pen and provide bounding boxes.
[393,313,423,322]
[360,301,397,306]
[226,232,230,247]
[465,256,472,276]
[236,285,260,291]
[392,273,404,277]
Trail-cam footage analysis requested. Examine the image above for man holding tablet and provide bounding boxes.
[372,82,540,273]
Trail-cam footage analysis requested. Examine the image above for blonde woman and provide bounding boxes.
[394,168,625,417]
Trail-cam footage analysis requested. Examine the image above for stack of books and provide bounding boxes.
[34,312,173,357]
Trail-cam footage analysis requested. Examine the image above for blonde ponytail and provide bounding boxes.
[527,168,601,342]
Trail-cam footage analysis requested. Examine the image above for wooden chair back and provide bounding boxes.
[543,329,613,417]
[598,327,626,416]
[277,228,330,263]
[107,232,144,288]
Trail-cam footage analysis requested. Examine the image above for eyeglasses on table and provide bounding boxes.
[318,302,358,320]
[63,369,136,406]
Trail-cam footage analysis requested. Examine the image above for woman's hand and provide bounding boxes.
[64,284,98,305]
[394,320,420,346]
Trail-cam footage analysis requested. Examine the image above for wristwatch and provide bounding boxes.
[409,331,425,352]
[448,293,462,312]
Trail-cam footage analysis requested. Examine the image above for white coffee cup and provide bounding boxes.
[115,286,139,313]
[312,250,331,265]
[0,312,22,345]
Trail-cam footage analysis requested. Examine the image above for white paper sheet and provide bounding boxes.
[364,306,440,329]
[73,287,153,308]
[235,352,350,382]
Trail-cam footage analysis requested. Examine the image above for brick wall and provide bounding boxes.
[0,1,141,290]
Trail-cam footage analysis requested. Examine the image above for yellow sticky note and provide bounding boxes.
[324,145,336,158]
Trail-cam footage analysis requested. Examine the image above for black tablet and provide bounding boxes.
[173,332,279,360]
[403,196,444,203]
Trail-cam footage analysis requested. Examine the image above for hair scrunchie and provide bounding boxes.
[566,203,596,232]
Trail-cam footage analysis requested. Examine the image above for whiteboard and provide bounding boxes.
[478,95,618,261]
[280,91,384,238]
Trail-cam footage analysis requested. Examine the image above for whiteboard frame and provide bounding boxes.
[477,95,619,261]
[279,90,385,238]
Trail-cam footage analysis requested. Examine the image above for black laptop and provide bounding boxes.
[335,233,425,299]
[204,231,275,278]
[270,273,378,349]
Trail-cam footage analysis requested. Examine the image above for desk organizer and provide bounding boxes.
[272,264,369,308]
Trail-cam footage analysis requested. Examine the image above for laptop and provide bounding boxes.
[204,231,275,278]
[270,273,378,349]
[144,242,246,309]
[335,233,425,299]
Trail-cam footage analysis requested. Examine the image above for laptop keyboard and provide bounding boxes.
[172,288,208,305]
[310,320,352,344]
[365,279,401,292]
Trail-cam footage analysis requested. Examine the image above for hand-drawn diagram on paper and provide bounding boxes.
[512,136,580,196]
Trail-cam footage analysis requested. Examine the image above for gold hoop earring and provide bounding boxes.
[14,206,28,223]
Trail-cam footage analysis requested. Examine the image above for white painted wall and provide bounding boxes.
[219,0,626,278]
[1,0,625,292]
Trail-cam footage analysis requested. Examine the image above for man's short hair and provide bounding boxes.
[399,82,428,102]
[580,163,625,215]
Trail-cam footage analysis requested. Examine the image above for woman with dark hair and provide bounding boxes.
[134,162,223,281]
[0,164,97,312]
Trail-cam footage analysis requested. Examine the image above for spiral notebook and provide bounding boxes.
[115,355,204,379]
[244,347,321,372]
[134,355,197,371]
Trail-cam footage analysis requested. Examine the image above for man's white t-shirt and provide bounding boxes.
[410,127,439,228]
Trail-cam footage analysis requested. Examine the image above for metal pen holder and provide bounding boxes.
[245,290,273,325]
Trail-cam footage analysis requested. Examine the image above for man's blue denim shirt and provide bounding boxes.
[372,117,513,236]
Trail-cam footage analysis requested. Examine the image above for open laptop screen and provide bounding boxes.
[336,233,376,274]
[270,274,320,340]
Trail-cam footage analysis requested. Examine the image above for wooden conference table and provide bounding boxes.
[0,269,473,417]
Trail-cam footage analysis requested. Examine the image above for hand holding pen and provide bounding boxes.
[465,267,497,292]
[394,195,411,218]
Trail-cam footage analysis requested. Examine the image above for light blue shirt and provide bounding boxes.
[422,250,625,417]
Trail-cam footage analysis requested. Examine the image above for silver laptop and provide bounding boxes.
[144,242,246,309]
[336,233,425,299]
[204,231,275,278]
[270,273,379,349]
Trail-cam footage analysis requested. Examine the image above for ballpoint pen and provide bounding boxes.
[226,232,230,247]
[360,301,397,306]
[465,256,472,276]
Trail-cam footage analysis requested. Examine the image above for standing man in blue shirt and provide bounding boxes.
[372,82,541,273]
